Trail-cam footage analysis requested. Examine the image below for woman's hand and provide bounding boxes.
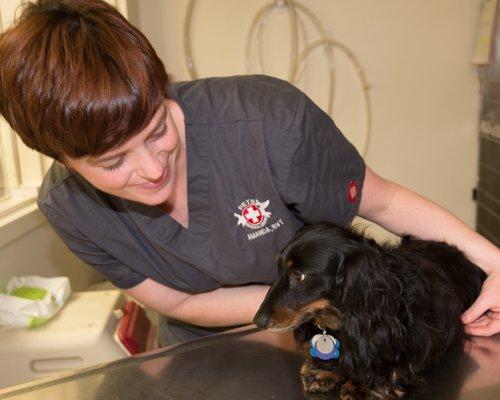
[462,271,500,337]
[359,167,500,336]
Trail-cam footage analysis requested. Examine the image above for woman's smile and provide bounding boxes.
[64,99,186,208]
[138,164,170,191]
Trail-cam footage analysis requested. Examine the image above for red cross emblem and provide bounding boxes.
[242,204,263,225]
[234,199,271,230]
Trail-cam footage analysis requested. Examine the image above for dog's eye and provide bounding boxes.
[293,271,306,282]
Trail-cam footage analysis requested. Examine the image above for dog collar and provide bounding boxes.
[309,327,340,360]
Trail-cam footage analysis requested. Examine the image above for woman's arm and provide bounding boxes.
[358,167,500,273]
[125,278,269,327]
[359,166,500,336]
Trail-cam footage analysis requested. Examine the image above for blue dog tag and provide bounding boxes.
[309,332,340,360]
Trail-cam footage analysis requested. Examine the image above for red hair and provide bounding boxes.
[0,0,170,161]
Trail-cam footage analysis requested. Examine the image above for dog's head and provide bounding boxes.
[254,222,380,331]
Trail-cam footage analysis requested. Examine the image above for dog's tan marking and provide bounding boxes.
[341,381,406,400]
[315,306,342,330]
[300,360,343,393]
[369,384,406,399]
[340,381,367,400]
[285,260,294,269]
[267,307,296,330]
[370,388,386,399]
[302,298,330,312]
[267,299,333,330]
[266,299,343,332]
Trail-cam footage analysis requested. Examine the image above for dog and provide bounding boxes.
[254,222,486,399]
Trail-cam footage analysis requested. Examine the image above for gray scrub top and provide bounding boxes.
[37,75,365,293]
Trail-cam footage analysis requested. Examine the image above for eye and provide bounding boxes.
[149,126,167,141]
[292,270,306,282]
[102,157,125,172]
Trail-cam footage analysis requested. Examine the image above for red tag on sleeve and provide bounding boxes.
[347,181,358,203]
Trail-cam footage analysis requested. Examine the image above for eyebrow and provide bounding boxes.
[91,106,168,164]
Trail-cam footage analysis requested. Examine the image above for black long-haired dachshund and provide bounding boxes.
[254,222,485,399]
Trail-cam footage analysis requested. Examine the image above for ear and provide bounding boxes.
[293,321,318,347]
[339,252,409,382]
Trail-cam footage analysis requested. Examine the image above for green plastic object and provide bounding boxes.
[10,286,47,300]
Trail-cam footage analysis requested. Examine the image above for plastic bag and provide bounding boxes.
[0,276,71,328]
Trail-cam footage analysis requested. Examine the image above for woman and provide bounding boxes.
[0,0,498,343]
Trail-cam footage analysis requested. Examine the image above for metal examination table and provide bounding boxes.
[1,326,499,400]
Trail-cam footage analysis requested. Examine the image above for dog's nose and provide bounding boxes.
[253,311,270,328]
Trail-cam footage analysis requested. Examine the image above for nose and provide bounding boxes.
[253,307,270,328]
[136,147,164,181]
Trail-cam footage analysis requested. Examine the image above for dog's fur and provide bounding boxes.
[254,222,486,399]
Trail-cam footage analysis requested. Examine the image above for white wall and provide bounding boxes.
[128,0,482,242]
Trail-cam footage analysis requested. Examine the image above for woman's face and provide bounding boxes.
[64,99,185,207]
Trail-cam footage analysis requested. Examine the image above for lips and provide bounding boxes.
[139,166,170,190]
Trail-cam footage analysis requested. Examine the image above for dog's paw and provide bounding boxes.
[300,361,343,393]
[340,381,406,400]
[368,385,406,399]
[340,381,369,400]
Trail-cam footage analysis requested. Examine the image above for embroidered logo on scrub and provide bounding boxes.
[234,199,271,229]
[234,199,284,241]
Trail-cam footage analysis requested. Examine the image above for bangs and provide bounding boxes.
[0,0,169,160]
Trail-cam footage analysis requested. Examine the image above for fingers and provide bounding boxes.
[462,295,490,325]
[465,324,496,337]
[466,313,491,326]
[464,313,500,337]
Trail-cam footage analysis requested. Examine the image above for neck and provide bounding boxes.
[161,99,189,228]
[162,158,188,228]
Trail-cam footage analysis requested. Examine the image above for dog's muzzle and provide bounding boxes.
[253,307,271,328]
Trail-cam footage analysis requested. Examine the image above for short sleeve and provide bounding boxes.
[40,206,146,289]
[278,92,365,225]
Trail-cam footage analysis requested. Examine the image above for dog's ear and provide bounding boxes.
[339,251,409,382]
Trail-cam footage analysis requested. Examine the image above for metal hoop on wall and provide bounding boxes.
[182,0,372,157]
[292,38,372,158]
